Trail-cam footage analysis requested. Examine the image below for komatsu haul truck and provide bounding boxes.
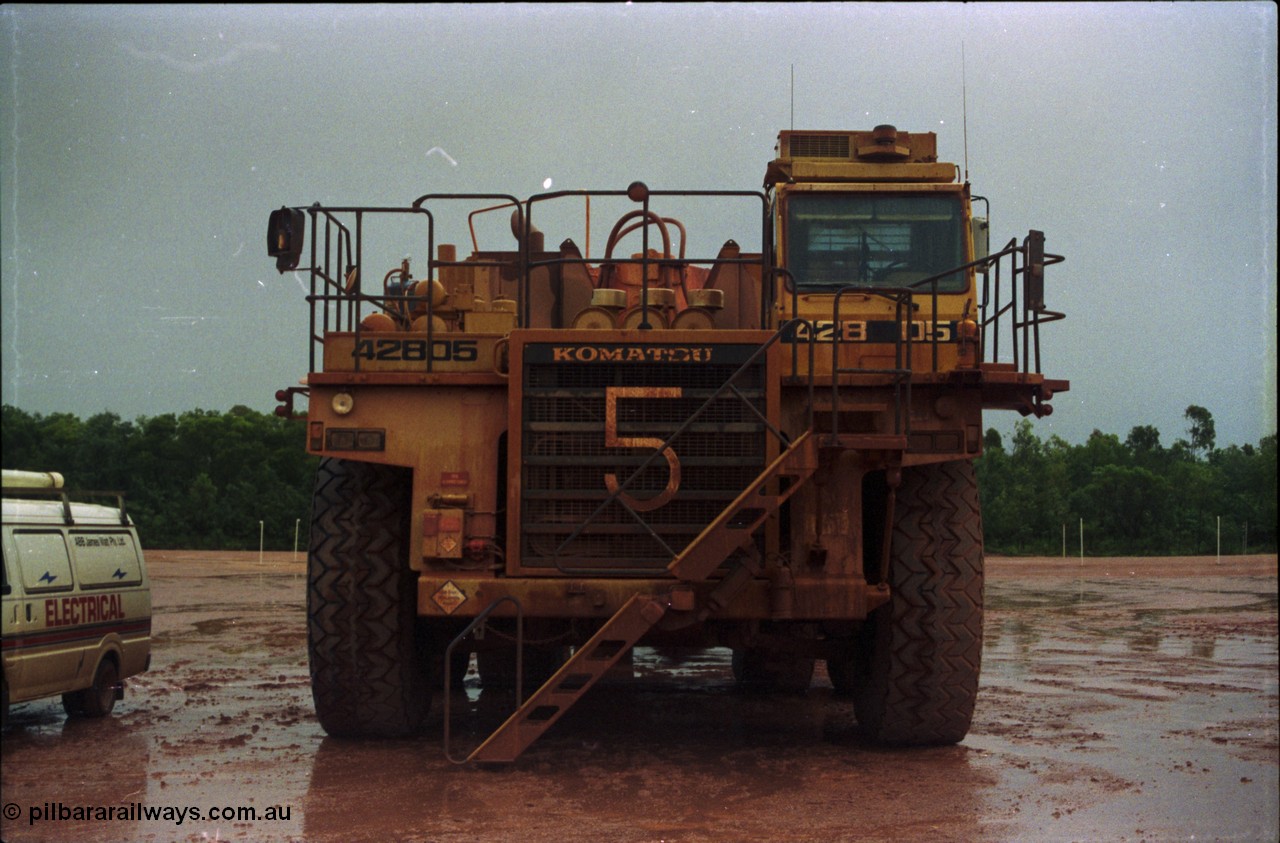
[267,125,1067,762]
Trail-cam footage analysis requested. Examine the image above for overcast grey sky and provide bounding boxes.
[2,3,1276,448]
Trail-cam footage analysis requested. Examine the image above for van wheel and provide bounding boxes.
[307,458,430,738]
[64,658,120,718]
[852,460,983,745]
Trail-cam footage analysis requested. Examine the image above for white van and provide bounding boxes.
[2,470,151,720]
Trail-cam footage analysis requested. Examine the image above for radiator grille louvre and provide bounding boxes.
[789,133,850,159]
[519,343,769,572]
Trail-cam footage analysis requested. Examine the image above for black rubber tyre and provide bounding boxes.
[731,648,815,695]
[64,657,119,718]
[307,458,430,738]
[60,691,84,717]
[852,460,983,745]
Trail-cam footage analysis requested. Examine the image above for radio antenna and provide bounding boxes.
[790,63,795,130]
[962,42,969,182]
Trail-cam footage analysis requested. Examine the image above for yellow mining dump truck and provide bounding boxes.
[268,125,1067,762]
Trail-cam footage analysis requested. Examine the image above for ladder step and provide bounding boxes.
[667,430,818,583]
[466,594,666,763]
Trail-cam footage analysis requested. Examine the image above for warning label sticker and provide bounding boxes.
[432,581,467,615]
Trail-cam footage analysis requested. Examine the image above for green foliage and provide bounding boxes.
[976,410,1277,555]
[1181,404,1217,457]
[2,405,319,551]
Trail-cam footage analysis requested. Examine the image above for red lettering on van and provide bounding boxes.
[44,594,125,628]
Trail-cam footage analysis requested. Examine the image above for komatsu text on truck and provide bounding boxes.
[267,126,1068,762]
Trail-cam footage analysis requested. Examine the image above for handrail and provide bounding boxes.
[293,197,1061,404]
[524,187,771,331]
[442,596,524,765]
[829,286,914,438]
[297,189,776,371]
[975,235,1065,376]
[820,232,1064,437]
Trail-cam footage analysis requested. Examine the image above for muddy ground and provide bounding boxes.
[2,552,1276,842]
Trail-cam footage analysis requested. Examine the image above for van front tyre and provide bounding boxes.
[307,458,429,738]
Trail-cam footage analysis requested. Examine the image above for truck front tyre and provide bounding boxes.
[308,458,430,738]
[851,460,983,745]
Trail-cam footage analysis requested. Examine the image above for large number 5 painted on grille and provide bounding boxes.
[604,386,683,512]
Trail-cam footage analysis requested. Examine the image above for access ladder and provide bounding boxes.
[465,430,819,763]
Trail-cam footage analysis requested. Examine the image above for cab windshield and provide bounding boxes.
[784,192,967,292]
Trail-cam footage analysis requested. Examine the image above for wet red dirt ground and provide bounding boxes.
[2,552,1276,842]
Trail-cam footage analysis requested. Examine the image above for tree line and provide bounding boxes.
[2,405,317,551]
[976,407,1276,555]
[2,403,1275,556]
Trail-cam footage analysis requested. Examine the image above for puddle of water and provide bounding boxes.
[978,578,1278,840]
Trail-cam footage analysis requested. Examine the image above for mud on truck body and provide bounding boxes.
[268,125,1067,762]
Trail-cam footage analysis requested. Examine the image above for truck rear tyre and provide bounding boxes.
[307,458,430,738]
[63,656,119,718]
[852,460,983,745]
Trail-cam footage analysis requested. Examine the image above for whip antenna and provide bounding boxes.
[962,42,969,182]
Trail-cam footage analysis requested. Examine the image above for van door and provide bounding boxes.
[12,530,83,699]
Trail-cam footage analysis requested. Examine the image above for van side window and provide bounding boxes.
[14,531,75,593]
[70,531,142,588]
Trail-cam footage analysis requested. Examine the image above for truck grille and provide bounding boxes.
[518,341,770,573]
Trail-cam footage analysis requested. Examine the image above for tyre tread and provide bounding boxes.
[307,458,429,738]
[854,460,983,745]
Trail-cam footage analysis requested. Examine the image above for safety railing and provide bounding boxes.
[283,188,776,376]
[442,596,524,765]
[817,231,1064,438]
[976,231,1066,375]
